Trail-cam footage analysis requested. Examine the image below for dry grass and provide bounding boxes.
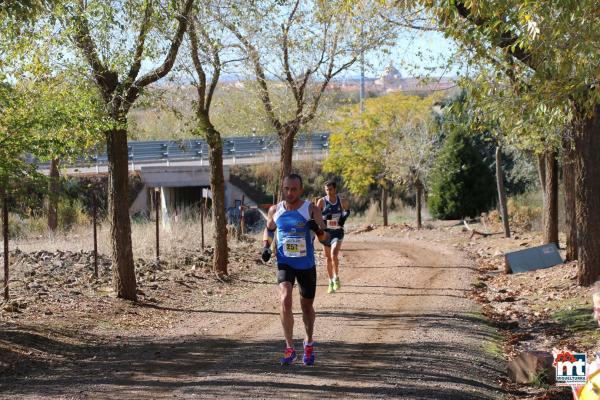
[352,199,429,227]
[9,216,217,260]
[364,200,380,225]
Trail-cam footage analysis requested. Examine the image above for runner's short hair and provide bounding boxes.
[324,180,337,189]
[284,173,303,187]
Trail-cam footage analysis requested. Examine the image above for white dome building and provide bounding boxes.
[374,63,403,90]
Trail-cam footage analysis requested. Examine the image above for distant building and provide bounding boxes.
[373,63,456,95]
[374,63,404,89]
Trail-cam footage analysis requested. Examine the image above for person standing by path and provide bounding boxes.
[261,174,329,365]
[316,181,350,294]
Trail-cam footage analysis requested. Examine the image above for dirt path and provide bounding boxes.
[1,234,505,399]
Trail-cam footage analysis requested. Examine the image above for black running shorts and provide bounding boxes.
[323,228,344,247]
[277,264,317,299]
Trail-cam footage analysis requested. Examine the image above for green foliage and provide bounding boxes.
[325,92,440,196]
[0,83,42,187]
[414,1,599,155]
[460,71,566,156]
[428,128,496,220]
[436,92,538,196]
[490,145,538,196]
[6,74,106,159]
[0,73,106,216]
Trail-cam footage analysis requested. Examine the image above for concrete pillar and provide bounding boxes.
[160,187,173,230]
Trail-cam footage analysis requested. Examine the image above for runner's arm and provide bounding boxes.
[308,203,330,244]
[316,197,325,210]
[261,206,277,262]
[265,205,277,231]
[339,198,351,227]
[317,197,332,220]
[341,198,350,211]
[309,203,328,231]
[263,205,277,245]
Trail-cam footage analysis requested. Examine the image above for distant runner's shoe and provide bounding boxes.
[333,277,341,291]
[327,282,335,294]
[280,347,297,365]
[303,341,315,366]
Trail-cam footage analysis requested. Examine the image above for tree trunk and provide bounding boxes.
[537,153,547,230]
[575,104,600,285]
[562,135,577,261]
[2,187,9,300]
[206,126,229,277]
[415,178,423,230]
[543,151,559,246]
[106,124,136,301]
[495,146,511,238]
[382,181,388,227]
[48,158,60,231]
[537,153,547,191]
[278,128,297,200]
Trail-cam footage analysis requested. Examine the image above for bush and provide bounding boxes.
[428,129,496,219]
[58,198,90,229]
[0,213,26,239]
[24,215,47,236]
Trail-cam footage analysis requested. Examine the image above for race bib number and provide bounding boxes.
[282,237,307,258]
[327,213,342,229]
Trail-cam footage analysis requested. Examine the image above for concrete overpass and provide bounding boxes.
[124,151,326,221]
[36,133,329,221]
[130,165,257,222]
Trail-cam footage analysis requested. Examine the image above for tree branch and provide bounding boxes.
[218,16,282,131]
[130,0,194,90]
[302,29,357,125]
[296,20,330,111]
[454,2,535,70]
[124,0,154,87]
[70,3,117,101]
[197,22,221,111]
[188,19,207,112]
[281,0,301,104]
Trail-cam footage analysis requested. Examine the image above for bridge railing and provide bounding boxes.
[36,132,330,170]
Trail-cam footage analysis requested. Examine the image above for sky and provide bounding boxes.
[351,29,460,81]
[198,29,459,84]
[38,6,460,87]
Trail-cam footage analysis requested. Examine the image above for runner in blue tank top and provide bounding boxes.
[316,181,351,294]
[260,174,329,366]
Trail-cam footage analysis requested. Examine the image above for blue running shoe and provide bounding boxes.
[303,341,315,366]
[280,347,297,365]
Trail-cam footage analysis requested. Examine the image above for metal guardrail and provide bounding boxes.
[35,132,330,169]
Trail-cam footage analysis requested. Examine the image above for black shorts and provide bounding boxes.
[323,228,344,247]
[277,264,317,299]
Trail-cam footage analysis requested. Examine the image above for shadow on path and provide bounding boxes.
[0,309,508,399]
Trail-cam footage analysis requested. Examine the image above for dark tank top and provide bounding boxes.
[322,196,343,230]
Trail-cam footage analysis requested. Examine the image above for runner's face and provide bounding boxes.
[283,178,302,204]
[325,185,336,198]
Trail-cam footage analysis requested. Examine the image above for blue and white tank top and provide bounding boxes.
[274,200,315,270]
[322,196,343,230]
